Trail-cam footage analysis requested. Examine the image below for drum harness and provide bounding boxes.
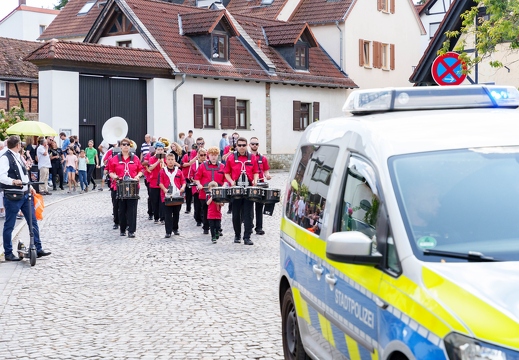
[117,153,136,180]
[202,161,222,187]
[233,152,252,187]
[164,167,181,197]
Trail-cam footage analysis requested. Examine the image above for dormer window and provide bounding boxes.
[78,1,96,16]
[212,33,228,61]
[295,44,308,70]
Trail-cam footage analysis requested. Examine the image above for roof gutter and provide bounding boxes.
[335,21,343,72]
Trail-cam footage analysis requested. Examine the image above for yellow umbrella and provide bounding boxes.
[6,121,58,137]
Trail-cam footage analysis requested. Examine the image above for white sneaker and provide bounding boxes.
[0,212,5,218]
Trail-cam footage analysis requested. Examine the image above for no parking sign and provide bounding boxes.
[431,52,467,86]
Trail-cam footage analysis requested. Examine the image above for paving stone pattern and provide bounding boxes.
[0,172,289,359]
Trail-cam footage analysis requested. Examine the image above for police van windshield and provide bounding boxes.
[389,147,519,262]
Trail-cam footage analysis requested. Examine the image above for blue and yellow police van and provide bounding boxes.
[279,85,519,360]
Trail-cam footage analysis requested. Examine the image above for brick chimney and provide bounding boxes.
[19,0,26,5]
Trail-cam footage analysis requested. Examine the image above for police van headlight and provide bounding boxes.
[445,333,507,360]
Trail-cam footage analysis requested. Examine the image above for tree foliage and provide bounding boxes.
[54,0,68,10]
[441,0,519,69]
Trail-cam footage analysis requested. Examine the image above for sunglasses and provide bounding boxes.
[236,144,247,147]
[121,143,130,146]
[250,143,259,146]
[199,154,207,156]
[197,142,205,146]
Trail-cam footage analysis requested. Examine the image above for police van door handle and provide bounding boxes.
[325,274,337,291]
[312,264,324,281]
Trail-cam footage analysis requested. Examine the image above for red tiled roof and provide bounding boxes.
[289,0,354,24]
[24,40,171,69]
[0,37,40,81]
[263,23,316,46]
[233,14,356,87]
[39,0,102,40]
[181,9,239,36]
[226,0,288,20]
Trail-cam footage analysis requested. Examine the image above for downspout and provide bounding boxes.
[335,21,343,72]
[172,73,186,141]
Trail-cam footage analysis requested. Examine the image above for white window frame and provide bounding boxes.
[381,43,389,70]
[0,82,6,98]
[363,40,371,68]
[116,40,132,48]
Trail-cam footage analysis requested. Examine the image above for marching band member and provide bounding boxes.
[224,137,259,245]
[108,138,143,238]
[188,148,206,227]
[249,137,271,235]
[103,140,121,230]
[146,142,166,224]
[141,145,155,220]
[206,181,223,244]
[158,153,186,238]
[181,142,199,214]
[194,146,225,235]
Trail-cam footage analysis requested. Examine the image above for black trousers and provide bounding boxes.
[149,187,162,221]
[209,219,221,238]
[184,186,193,212]
[86,164,96,187]
[50,161,63,189]
[164,203,181,234]
[193,193,202,224]
[144,179,153,216]
[119,198,138,233]
[232,198,253,239]
[254,201,264,231]
[201,199,209,231]
[110,188,119,226]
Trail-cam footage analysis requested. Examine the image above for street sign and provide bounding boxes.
[431,52,467,86]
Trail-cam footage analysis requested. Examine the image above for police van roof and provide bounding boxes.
[343,85,519,115]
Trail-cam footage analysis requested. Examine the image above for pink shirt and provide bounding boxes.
[66,154,77,169]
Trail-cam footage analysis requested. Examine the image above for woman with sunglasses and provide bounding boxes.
[108,138,144,238]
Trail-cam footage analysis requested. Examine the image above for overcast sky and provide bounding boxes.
[0,0,58,21]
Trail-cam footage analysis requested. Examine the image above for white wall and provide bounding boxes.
[310,24,342,71]
[344,0,424,89]
[419,0,454,53]
[270,84,349,154]
[146,76,266,150]
[97,34,151,49]
[39,70,79,136]
[0,10,57,41]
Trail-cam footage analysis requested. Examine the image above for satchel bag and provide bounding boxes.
[4,189,25,201]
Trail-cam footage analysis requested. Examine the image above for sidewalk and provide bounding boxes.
[0,185,98,260]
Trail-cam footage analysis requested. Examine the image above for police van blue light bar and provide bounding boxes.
[343,85,519,115]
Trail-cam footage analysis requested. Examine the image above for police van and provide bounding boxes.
[279,85,519,360]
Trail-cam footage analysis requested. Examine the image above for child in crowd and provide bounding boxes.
[206,181,222,244]
[159,153,186,238]
[65,147,78,193]
[77,150,88,193]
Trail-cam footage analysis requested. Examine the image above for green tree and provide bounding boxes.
[0,105,29,141]
[54,0,68,10]
[441,0,519,69]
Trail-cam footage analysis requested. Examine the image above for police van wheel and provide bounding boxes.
[282,288,309,360]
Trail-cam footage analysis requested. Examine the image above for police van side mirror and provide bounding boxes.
[326,232,382,265]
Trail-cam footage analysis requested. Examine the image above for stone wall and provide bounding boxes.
[267,153,294,170]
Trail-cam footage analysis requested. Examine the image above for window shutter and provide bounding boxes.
[359,39,364,66]
[293,101,301,131]
[377,0,382,11]
[313,102,320,122]
[390,44,395,70]
[220,96,236,129]
[390,0,395,14]
[372,42,378,68]
[193,94,203,129]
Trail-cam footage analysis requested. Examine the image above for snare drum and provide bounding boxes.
[117,179,139,199]
[256,182,269,188]
[262,188,280,204]
[211,187,230,203]
[165,196,184,206]
[246,186,263,202]
[228,186,246,199]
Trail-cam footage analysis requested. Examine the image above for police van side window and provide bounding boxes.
[285,145,339,235]
[340,158,379,241]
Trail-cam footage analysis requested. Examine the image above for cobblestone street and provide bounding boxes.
[0,172,288,359]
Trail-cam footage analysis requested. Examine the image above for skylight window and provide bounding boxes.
[78,1,96,16]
